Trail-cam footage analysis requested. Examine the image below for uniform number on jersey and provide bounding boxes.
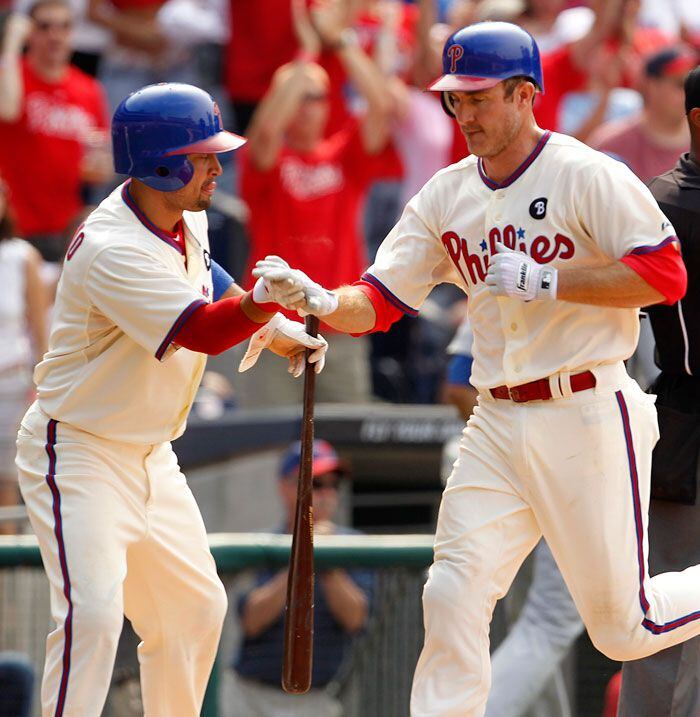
[66,230,85,261]
[529,197,548,219]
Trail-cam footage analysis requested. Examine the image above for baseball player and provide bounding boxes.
[253,22,698,717]
[14,82,327,717]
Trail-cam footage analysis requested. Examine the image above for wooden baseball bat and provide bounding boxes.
[282,315,319,694]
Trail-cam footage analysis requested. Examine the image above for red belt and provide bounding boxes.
[490,370,596,403]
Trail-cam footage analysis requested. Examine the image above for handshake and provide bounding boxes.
[252,256,339,317]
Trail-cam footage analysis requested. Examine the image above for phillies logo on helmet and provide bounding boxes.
[447,44,464,73]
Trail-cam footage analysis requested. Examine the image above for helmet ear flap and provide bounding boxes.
[134,155,195,192]
[440,91,456,118]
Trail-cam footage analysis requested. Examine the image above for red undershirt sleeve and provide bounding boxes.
[174,295,263,355]
[620,242,687,305]
[350,279,407,336]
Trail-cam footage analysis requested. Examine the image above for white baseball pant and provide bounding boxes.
[15,403,227,717]
[411,362,700,717]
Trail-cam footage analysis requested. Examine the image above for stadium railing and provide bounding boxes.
[0,533,433,717]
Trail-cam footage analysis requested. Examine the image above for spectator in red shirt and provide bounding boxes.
[235,0,400,407]
[589,45,696,182]
[225,0,297,135]
[0,2,111,262]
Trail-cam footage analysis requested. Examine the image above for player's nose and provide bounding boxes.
[454,105,477,124]
[208,154,223,176]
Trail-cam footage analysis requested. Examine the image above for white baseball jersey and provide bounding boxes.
[34,181,213,444]
[366,131,676,391]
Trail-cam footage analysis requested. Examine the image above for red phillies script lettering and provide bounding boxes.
[530,233,574,264]
[442,224,575,289]
[442,231,487,286]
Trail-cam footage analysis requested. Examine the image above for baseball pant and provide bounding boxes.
[411,362,700,717]
[484,539,583,717]
[618,494,700,717]
[15,403,227,717]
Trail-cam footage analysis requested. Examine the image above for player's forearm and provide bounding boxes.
[320,569,368,633]
[320,286,377,333]
[556,261,664,308]
[175,294,274,355]
[240,571,289,637]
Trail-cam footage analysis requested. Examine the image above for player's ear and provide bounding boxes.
[518,81,536,108]
[689,107,700,131]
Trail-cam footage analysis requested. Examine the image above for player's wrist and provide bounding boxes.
[245,283,280,322]
[535,266,558,301]
[305,286,339,316]
[251,277,282,308]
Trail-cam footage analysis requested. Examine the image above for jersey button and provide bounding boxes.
[510,323,518,331]
[514,365,522,373]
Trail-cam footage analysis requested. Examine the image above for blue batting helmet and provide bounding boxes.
[428,22,544,117]
[112,83,246,192]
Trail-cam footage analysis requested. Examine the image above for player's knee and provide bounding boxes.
[181,581,227,640]
[207,580,228,633]
[422,558,478,619]
[73,600,124,645]
[588,623,642,662]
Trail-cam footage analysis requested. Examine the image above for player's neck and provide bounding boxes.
[128,181,183,234]
[480,123,546,186]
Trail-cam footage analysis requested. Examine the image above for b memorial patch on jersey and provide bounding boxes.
[529,198,548,219]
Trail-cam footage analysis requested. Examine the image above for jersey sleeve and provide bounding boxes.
[86,244,208,362]
[364,187,459,313]
[578,160,678,259]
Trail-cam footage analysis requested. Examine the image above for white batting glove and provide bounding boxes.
[252,255,339,316]
[485,243,558,301]
[238,313,328,377]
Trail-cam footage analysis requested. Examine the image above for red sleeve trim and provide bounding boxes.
[360,272,419,316]
[351,279,406,336]
[173,295,263,355]
[156,299,207,360]
[620,241,687,305]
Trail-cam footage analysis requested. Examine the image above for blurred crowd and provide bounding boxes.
[0,0,699,497]
[0,2,698,713]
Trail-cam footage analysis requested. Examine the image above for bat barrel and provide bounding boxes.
[282,315,319,693]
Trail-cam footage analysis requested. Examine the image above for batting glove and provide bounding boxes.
[238,313,328,377]
[252,256,339,316]
[485,243,558,301]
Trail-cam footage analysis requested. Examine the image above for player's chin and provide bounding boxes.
[192,196,213,212]
[463,132,487,155]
